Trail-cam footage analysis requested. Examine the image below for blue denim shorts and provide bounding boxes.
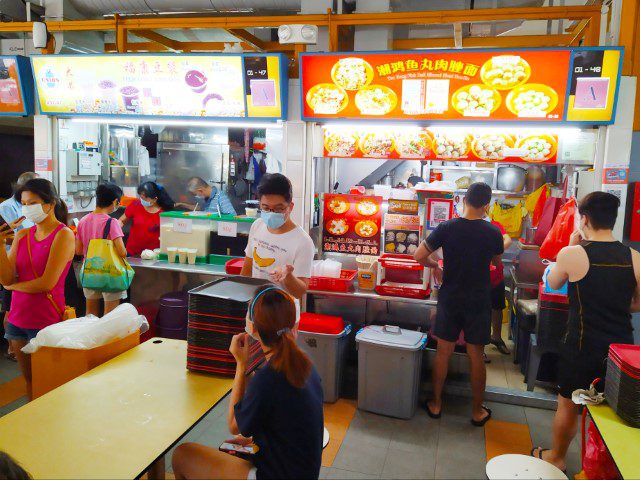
[4,322,39,341]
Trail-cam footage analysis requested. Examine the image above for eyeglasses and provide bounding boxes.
[259,205,289,214]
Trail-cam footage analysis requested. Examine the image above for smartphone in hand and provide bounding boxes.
[219,441,258,460]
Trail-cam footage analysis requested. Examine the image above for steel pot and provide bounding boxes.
[526,166,545,192]
[497,166,526,192]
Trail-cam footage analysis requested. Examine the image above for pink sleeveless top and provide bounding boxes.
[7,224,71,330]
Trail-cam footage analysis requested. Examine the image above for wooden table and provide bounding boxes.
[587,404,640,479]
[0,339,233,479]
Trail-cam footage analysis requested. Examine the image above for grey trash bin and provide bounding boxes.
[297,322,352,403]
[356,325,427,419]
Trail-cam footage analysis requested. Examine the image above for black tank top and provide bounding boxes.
[566,241,636,351]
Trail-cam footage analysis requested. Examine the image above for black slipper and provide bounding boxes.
[491,339,510,355]
[530,447,568,474]
[483,353,491,364]
[424,402,441,419]
[471,405,492,427]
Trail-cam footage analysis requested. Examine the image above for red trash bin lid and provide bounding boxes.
[298,313,345,335]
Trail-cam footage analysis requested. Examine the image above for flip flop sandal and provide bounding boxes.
[530,447,568,475]
[491,339,511,355]
[424,402,442,419]
[471,405,492,427]
[484,353,492,364]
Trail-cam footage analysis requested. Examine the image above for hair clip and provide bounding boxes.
[276,328,290,337]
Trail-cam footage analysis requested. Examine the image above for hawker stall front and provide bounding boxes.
[298,47,630,404]
[30,52,289,328]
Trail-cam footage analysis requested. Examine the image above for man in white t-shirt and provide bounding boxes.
[241,173,315,318]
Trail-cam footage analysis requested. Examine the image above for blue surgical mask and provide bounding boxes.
[261,211,286,229]
[140,199,152,208]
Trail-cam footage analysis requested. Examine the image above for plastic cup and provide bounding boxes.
[120,86,140,112]
[187,249,197,265]
[167,247,178,263]
[245,207,258,218]
[178,248,188,264]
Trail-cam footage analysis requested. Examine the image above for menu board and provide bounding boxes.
[301,47,622,124]
[323,194,382,255]
[383,214,421,255]
[31,53,287,119]
[0,56,33,116]
[324,126,559,164]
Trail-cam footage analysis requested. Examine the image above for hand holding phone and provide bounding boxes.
[219,440,258,459]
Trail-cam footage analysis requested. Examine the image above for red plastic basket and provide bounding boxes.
[225,258,244,275]
[309,270,357,293]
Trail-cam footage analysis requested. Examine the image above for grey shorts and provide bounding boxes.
[83,289,127,302]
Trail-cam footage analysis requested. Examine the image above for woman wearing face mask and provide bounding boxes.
[172,286,324,480]
[76,183,127,316]
[119,181,175,257]
[0,179,74,400]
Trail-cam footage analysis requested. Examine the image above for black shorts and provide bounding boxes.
[491,282,506,311]
[1,288,11,313]
[558,343,609,399]
[434,299,491,346]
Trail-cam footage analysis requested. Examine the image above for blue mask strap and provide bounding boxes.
[249,286,281,322]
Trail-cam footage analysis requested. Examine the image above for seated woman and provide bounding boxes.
[172,286,324,480]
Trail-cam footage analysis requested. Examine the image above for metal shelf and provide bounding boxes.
[455,189,527,196]
[429,165,495,171]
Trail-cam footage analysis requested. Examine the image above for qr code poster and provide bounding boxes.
[604,186,623,201]
[427,198,453,230]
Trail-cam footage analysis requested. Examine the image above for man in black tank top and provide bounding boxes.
[532,192,640,472]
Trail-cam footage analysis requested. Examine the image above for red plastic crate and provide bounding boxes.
[225,258,244,275]
[309,270,357,293]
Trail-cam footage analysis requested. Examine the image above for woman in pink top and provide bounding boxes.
[0,179,74,400]
[76,183,127,317]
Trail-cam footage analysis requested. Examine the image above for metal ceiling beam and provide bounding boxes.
[225,28,266,51]
[393,34,576,49]
[130,30,181,52]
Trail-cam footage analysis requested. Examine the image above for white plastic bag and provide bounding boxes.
[22,303,149,354]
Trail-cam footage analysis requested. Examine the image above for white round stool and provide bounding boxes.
[486,454,567,480]
[323,427,330,448]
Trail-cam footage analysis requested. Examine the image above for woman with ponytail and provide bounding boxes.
[119,181,175,256]
[0,178,74,399]
[173,286,324,480]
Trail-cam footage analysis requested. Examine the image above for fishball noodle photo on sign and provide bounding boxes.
[322,194,382,255]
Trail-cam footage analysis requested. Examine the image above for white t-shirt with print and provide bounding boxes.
[245,218,315,319]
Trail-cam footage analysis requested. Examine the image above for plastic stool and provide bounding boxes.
[323,427,330,449]
[486,454,567,480]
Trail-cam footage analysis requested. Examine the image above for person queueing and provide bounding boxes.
[76,183,127,316]
[0,179,74,400]
[186,177,237,215]
[172,287,324,480]
[488,217,512,355]
[119,181,175,257]
[532,192,640,472]
[0,172,38,361]
[241,174,315,321]
[414,182,504,425]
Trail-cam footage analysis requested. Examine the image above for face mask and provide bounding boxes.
[261,211,286,229]
[140,199,152,208]
[22,203,48,224]
[245,322,259,341]
[194,195,205,201]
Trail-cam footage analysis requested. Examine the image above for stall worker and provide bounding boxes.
[240,174,315,321]
[0,171,37,360]
[119,181,175,257]
[414,182,503,426]
[407,176,425,189]
[172,286,324,480]
[531,192,640,473]
[76,183,127,316]
[186,177,237,216]
[0,179,74,400]
[488,215,512,355]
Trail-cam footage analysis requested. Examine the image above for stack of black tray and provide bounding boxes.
[605,344,640,428]
[187,276,271,376]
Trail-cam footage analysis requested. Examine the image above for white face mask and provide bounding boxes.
[22,203,48,224]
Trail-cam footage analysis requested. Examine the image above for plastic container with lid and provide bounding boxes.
[356,325,427,419]
[297,313,351,403]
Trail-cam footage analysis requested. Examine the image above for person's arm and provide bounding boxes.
[0,223,24,286]
[219,192,237,216]
[241,257,253,276]
[228,333,250,435]
[273,265,309,299]
[547,248,571,290]
[6,228,75,293]
[75,236,84,257]
[118,213,129,228]
[114,237,127,258]
[414,242,439,269]
[503,234,512,251]
[630,249,640,312]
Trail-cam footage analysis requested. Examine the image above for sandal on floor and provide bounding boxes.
[530,447,568,474]
[483,353,492,364]
[424,402,441,419]
[471,405,492,427]
[490,339,510,355]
